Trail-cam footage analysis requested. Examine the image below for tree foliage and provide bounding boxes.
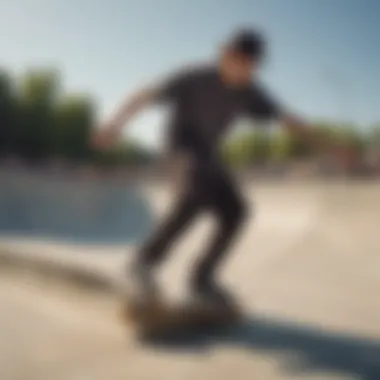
[0,70,16,156]
[222,129,270,167]
[222,121,376,168]
[0,68,152,166]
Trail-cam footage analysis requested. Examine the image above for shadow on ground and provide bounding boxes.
[144,315,380,380]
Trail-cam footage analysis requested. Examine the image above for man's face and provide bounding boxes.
[221,47,259,86]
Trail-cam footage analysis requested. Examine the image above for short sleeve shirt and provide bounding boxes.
[157,65,282,155]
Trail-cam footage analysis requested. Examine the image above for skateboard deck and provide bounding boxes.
[121,296,243,337]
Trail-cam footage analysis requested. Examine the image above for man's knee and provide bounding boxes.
[220,199,249,230]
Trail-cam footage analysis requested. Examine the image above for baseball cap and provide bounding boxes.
[227,28,266,60]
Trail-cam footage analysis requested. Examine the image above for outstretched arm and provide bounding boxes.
[91,85,163,150]
[92,66,195,149]
[280,112,340,158]
[280,113,323,148]
[246,85,325,151]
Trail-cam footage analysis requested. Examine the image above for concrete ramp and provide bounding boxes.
[1,181,380,380]
[0,172,154,244]
[139,184,323,300]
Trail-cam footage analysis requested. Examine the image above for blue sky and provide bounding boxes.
[1,0,379,148]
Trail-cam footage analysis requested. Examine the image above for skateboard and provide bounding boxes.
[121,295,243,337]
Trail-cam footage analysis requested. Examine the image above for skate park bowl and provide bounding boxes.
[0,170,154,245]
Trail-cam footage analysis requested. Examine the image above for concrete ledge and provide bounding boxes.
[0,244,118,294]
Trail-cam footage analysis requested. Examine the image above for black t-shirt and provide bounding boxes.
[157,65,282,157]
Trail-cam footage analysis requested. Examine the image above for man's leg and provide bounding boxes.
[129,164,205,297]
[191,166,248,302]
[137,190,202,267]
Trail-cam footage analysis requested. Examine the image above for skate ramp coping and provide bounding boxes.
[0,171,154,244]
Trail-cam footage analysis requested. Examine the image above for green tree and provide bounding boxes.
[314,122,364,150]
[91,140,155,167]
[16,69,61,160]
[369,124,380,147]
[223,129,271,167]
[54,94,95,161]
[365,124,380,159]
[270,129,295,162]
[0,70,15,156]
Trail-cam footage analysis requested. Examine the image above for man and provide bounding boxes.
[93,28,324,305]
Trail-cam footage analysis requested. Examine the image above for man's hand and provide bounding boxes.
[91,123,121,151]
[281,113,353,170]
[281,113,330,153]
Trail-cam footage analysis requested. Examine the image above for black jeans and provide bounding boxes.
[138,155,248,286]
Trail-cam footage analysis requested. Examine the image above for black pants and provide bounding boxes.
[138,155,248,286]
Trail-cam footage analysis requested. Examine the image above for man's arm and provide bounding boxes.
[246,85,323,150]
[91,86,160,150]
[108,86,161,130]
[92,67,195,149]
[280,112,330,154]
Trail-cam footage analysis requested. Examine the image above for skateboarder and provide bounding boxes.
[93,28,327,304]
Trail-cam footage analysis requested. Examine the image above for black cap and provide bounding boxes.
[228,28,266,60]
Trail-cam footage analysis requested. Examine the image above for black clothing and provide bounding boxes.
[137,64,281,294]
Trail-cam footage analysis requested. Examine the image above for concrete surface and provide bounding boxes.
[0,170,154,244]
[0,180,380,379]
